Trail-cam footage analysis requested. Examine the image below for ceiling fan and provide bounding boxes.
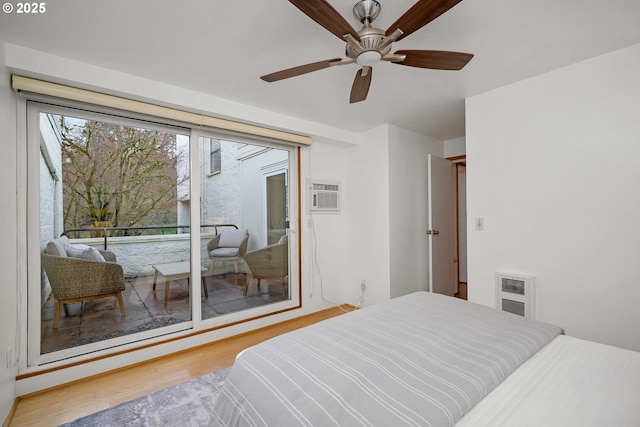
[260,0,473,103]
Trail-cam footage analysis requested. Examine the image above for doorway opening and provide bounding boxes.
[449,156,467,300]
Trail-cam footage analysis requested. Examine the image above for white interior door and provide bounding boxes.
[457,165,468,283]
[428,154,457,296]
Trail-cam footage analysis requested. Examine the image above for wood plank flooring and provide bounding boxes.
[455,282,468,300]
[7,305,352,427]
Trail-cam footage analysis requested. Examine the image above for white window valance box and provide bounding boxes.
[11,75,312,146]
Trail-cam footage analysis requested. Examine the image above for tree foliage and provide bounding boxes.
[60,117,186,235]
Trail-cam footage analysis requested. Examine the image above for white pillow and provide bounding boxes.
[80,247,106,262]
[64,244,105,262]
[64,244,89,258]
[45,240,67,257]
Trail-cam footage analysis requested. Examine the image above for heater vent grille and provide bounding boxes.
[496,272,535,319]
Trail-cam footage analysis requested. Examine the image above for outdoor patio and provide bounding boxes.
[40,272,288,354]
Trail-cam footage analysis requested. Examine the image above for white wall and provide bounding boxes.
[466,43,640,352]
[389,125,442,298]
[345,126,392,306]
[444,137,466,158]
[342,124,445,304]
[302,139,351,306]
[0,40,18,422]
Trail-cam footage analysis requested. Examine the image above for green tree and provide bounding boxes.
[60,116,186,235]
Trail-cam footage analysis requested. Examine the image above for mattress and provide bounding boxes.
[455,334,640,427]
[211,292,562,426]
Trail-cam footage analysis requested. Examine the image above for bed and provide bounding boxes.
[211,292,640,426]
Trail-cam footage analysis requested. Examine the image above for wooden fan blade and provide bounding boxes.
[386,0,463,41]
[350,67,372,104]
[393,50,473,70]
[290,0,360,41]
[261,58,343,82]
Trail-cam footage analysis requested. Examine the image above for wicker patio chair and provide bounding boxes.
[243,235,288,296]
[42,250,126,329]
[207,229,250,274]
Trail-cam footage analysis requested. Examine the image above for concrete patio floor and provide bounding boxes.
[40,272,288,354]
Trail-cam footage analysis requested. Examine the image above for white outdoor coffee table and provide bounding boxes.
[152,261,208,305]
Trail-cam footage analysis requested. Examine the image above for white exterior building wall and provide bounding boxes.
[38,113,64,305]
[72,235,215,277]
[201,140,243,228]
[240,148,289,252]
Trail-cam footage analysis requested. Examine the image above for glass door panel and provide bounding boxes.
[200,137,291,321]
[35,106,191,360]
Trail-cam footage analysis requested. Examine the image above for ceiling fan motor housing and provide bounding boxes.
[353,0,381,24]
[358,26,386,51]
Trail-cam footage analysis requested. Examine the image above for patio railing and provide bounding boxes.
[62,224,239,250]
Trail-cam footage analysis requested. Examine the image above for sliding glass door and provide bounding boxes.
[26,99,298,367]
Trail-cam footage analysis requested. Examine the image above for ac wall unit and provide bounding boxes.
[307,179,340,212]
[496,272,536,319]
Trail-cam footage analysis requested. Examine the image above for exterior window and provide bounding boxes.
[210,139,221,174]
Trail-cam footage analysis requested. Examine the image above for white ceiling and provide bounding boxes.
[2,0,640,140]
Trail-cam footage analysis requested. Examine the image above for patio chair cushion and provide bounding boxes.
[218,229,249,248]
[210,247,240,257]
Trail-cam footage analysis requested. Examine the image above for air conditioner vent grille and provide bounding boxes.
[308,179,340,212]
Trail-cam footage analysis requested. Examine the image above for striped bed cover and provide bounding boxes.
[212,292,562,426]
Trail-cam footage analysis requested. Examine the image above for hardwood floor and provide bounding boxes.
[7,305,351,427]
[455,282,468,300]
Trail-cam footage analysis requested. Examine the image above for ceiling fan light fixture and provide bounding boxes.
[356,50,382,66]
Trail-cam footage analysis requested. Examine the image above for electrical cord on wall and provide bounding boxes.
[309,212,360,313]
[356,280,366,309]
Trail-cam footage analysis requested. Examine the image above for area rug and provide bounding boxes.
[60,366,231,427]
